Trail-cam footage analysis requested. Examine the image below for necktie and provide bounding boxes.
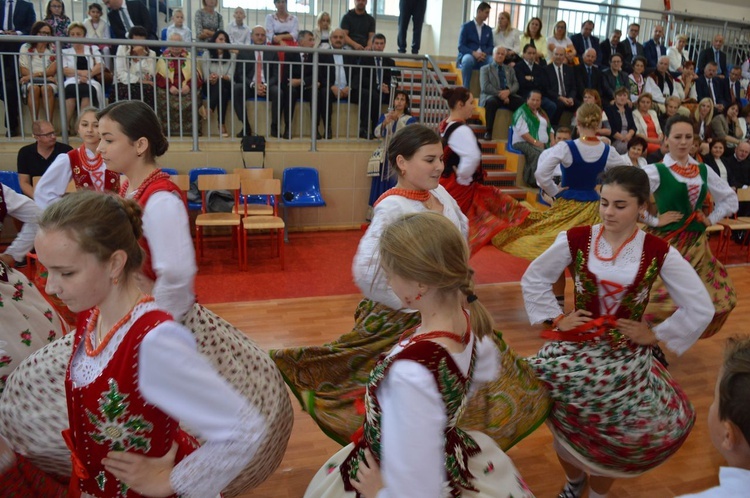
[585,37,590,50]
[731,81,737,102]
[5,0,14,31]
[498,65,507,89]
[586,66,592,87]
[557,66,565,96]
[611,45,616,55]
[631,41,637,62]
[255,51,262,85]
[529,38,536,48]
[708,78,716,103]
[681,52,686,64]
[376,57,382,86]
[121,8,133,32]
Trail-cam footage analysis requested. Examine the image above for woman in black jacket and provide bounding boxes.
[605,86,637,154]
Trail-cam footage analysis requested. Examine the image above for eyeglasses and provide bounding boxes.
[34,132,56,138]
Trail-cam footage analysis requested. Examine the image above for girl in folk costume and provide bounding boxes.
[438,86,530,252]
[641,115,738,339]
[521,166,714,498]
[0,102,293,497]
[272,125,549,458]
[304,212,533,498]
[34,107,118,326]
[31,190,264,498]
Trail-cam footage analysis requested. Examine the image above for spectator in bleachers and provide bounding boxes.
[679,59,699,104]
[697,61,729,113]
[543,46,576,125]
[16,120,72,198]
[546,20,572,63]
[703,138,732,183]
[628,55,647,102]
[621,135,647,166]
[512,89,554,187]
[265,0,298,46]
[570,20,600,66]
[200,30,235,138]
[493,11,521,63]
[574,89,610,141]
[741,104,750,142]
[313,11,331,49]
[667,34,689,76]
[352,33,394,139]
[606,86,637,154]
[633,92,663,155]
[647,56,684,113]
[515,44,545,97]
[643,24,666,70]
[397,0,426,54]
[724,142,750,215]
[321,28,357,138]
[659,95,682,130]
[698,34,728,78]
[457,1,493,89]
[19,21,57,123]
[519,17,546,63]
[601,52,629,105]
[155,33,202,136]
[695,97,715,153]
[480,46,522,140]
[727,66,744,107]
[103,0,156,40]
[600,28,625,68]
[281,30,327,139]
[43,0,69,39]
[711,102,744,155]
[234,25,279,137]
[621,23,644,73]
[62,23,104,129]
[341,0,375,50]
[83,3,110,65]
[165,8,192,42]
[194,0,222,42]
[0,0,35,137]
[227,7,250,45]
[112,26,156,108]
[574,48,603,99]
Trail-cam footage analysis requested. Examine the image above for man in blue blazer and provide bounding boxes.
[621,23,645,74]
[570,20,601,66]
[0,0,35,136]
[697,34,728,78]
[457,1,493,89]
[643,25,667,71]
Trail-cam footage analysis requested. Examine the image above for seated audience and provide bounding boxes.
[44,0,71,39]
[704,138,733,184]
[727,66,744,107]
[621,22,645,73]
[493,12,521,63]
[573,89,610,141]
[633,92,663,155]
[457,1,493,89]
[725,142,750,210]
[511,89,554,187]
[519,17,546,63]
[547,20,573,62]
[480,46,522,140]
[200,29,236,138]
[621,135,648,167]
[112,26,157,108]
[678,60,699,105]
[697,34,728,77]
[570,20,601,66]
[660,96,683,130]
[313,11,331,49]
[601,53,629,105]
[16,121,73,198]
[227,7,251,45]
[352,33,395,139]
[741,105,750,142]
[643,24,666,70]
[647,56,686,113]
[266,0,299,46]
[628,55,648,102]
[543,46,576,125]
[712,102,744,154]
[697,62,729,113]
[321,28,359,139]
[83,3,111,66]
[667,34,689,75]
[234,25,280,137]
[166,8,193,42]
[573,48,603,99]
[19,22,58,123]
[606,86,637,154]
[104,0,157,41]
[61,22,104,129]
[695,97,716,156]
[600,28,625,68]
[156,33,203,136]
[281,30,327,140]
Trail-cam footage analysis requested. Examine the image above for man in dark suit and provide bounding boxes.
[621,23,644,74]
[574,48,603,101]
[697,34,728,78]
[727,66,744,106]
[234,26,281,138]
[0,0,35,136]
[725,141,750,216]
[543,46,576,125]
[281,30,328,140]
[642,25,667,71]
[600,29,625,68]
[515,43,555,120]
[103,0,156,40]
[570,20,601,66]
[320,28,359,139]
[696,62,729,113]
[457,1,493,89]
[351,33,395,139]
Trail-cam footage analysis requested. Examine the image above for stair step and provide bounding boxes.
[399,70,458,83]
[482,154,507,166]
[469,124,487,136]
[493,187,527,200]
[484,169,515,180]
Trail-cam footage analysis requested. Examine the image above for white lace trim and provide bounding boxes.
[589,225,645,316]
[170,404,265,498]
[70,301,160,387]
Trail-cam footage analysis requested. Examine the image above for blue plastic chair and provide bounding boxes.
[188,167,226,210]
[0,171,23,195]
[281,167,326,242]
[506,127,523,155]
[161,167,178,176]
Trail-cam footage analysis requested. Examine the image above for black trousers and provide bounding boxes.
[484,94,523,133]
[233,82,281,134]
[282,84,326,135]
[398,0,428,54]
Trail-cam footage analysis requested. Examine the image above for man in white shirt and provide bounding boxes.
[321,28,357,138]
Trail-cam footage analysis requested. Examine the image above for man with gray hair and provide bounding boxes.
[573,48,602,100]
[599,28,624,68]
[479,46,522,140]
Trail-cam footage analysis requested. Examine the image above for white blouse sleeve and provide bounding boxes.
[535,141,570,197]
[706,167,739,224]
[521,231,572,324]
[642,164,661,193]
[606,145,633,168]
[141,191,197,321]
[138,323,266,498]
[34,153,73,210]
[468,335,501,398]
[3,185,41,260]
[447,124,482,186]
[644,77,664,103]
[377,360,447,498]
[512,118,529,145]
[651,246,714,355]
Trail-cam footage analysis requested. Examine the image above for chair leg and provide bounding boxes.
[241,229,247,271]
[196,226,203,259]
[283,205,289,243]
[278,228,285,270]
[237,226,243,270]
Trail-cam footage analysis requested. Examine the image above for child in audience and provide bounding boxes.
[228,7,251,45]
[83,3,110,66]
[679,336,750,497]
[314,11,331,49]
[166,8,193,43]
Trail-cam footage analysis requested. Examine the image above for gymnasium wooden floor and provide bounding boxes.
[214,265,750,498]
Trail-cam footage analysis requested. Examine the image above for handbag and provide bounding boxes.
[241,136,266,168]
[367,146,384,177]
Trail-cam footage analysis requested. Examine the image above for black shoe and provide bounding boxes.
[368,133,377,140]
[483,132,492,140]
[270,125,278,136]
[315,131,322,140]
[281,129,290,139]
[326,129,333,139]
[359,130,368,139]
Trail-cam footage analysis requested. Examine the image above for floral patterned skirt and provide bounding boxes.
[492,199,600,260]
[304,431,534,497]
[529,335,695,477]
[644,230,735,339]
[271,299,550,451]
[0,303,293,497]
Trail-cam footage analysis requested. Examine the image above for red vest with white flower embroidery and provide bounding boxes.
[68,148,120,193]
[64,309,199,497]
[567,225,669,321]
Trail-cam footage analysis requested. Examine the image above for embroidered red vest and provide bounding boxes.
[133,177,185,282]
[567,225,669,321]
[64,309,199,497]
[68,149,120,193]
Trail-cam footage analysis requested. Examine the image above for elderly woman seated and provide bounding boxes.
[155,33,203,136]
